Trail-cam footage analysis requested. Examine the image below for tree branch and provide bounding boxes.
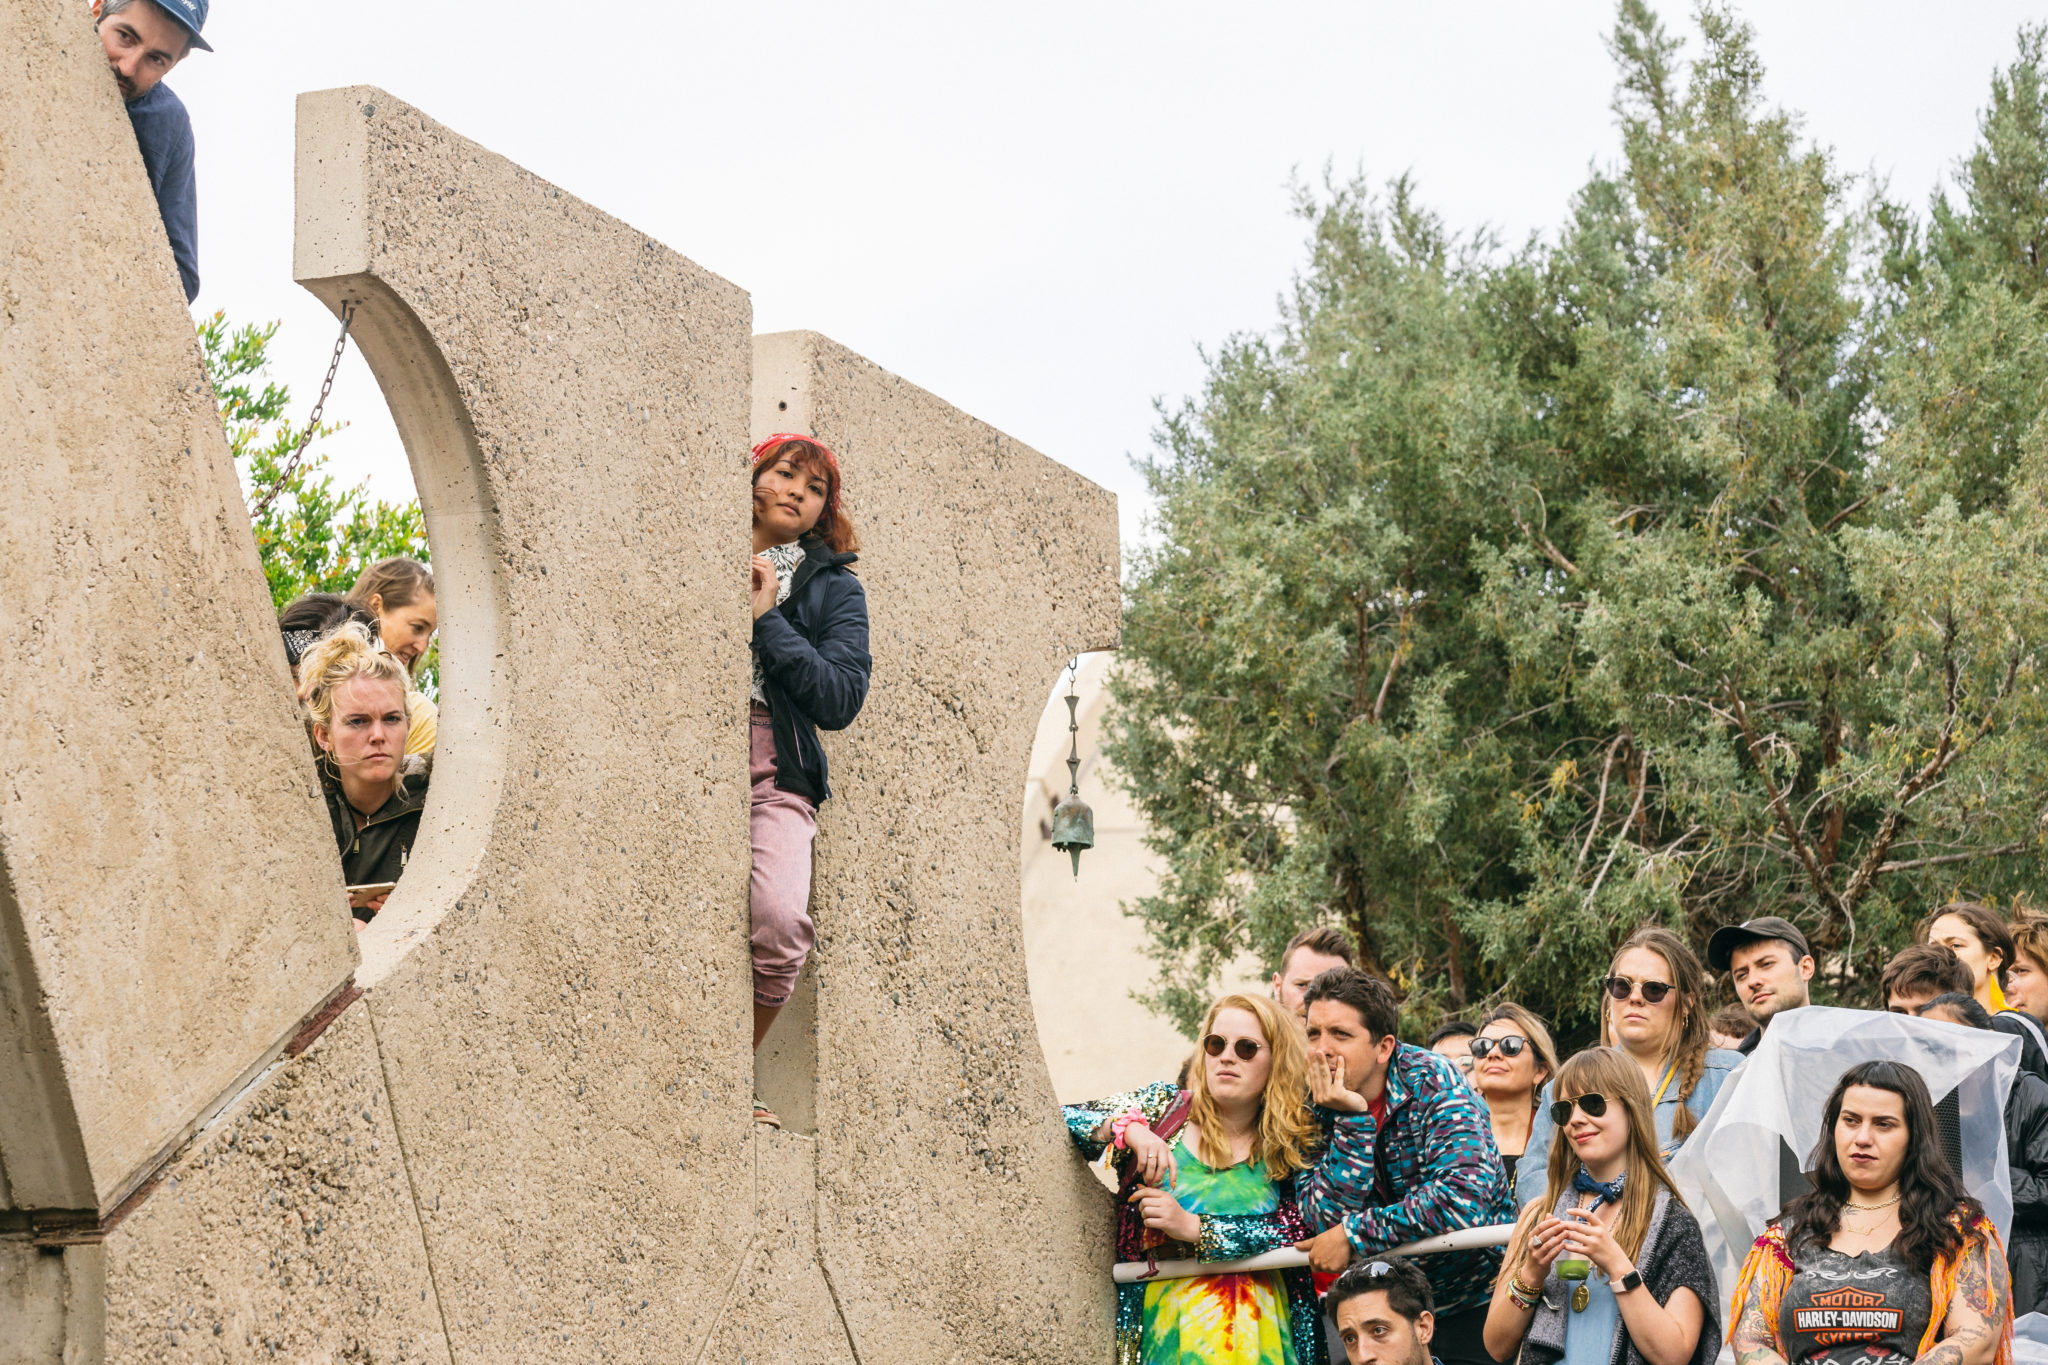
[1726,682,1844,918]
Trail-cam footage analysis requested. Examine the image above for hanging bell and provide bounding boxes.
[1050,792,1095,879]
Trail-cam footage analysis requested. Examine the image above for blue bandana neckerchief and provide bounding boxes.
[1572,1168,1626,1208]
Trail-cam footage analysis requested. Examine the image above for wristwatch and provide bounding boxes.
[1615,1269,1644,1294]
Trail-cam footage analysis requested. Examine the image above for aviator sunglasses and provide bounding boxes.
[1203,1034,1267,1061]
[1548,1092,1610,1126]
[1601,974,1674,1004]
[1467,1035,1529,1060]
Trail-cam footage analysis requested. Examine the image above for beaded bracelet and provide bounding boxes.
[1109,1110,1151,1149]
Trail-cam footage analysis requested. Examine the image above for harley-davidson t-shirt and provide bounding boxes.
[1780,1244,1933,1365]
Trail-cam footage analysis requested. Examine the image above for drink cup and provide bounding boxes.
[1556,1257,1592,1281]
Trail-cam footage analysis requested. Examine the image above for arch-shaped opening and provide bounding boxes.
[1018,654,1233,1108]
[292,276,508,988]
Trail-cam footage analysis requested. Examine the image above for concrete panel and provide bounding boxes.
[696,1131,858,1365]
[752,331,1121,1358]
[99,1003,448,1365]
[0,0,358,1216]
[290,88,758,1362]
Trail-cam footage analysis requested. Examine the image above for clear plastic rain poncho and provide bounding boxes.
[1666,1005,2019,1313]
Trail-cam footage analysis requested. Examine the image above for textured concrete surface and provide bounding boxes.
[292,86,757,1364]
[753,331,1122,1359]
[0,0,357,1220]
[1,50,1124,1360]
[100,1004,448,1365]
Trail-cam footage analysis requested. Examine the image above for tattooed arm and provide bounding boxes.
[1728,1252,1792,1365]
[1915,1231,2012,1365]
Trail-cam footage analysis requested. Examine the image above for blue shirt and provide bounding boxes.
[125,82,198,302]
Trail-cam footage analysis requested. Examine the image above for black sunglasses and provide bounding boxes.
[1204,1034,1266,1062]
[1548,1092,1610,1126]
[1468,1035,1529,1060]
[1602,975,1674,1004]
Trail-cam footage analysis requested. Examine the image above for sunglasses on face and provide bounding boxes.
[1549,1092,1610,1126]
[1467,1035,1529,1060]
[1602,975,1674,1004]
[1204,1034,1266,1062]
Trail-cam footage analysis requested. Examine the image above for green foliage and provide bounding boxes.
[1109,3,2048,1044]
[201,311,428,613]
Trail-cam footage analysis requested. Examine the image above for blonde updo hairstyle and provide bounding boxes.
[301,622,414,798]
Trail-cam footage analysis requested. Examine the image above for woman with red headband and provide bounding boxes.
[748,433,871,1123]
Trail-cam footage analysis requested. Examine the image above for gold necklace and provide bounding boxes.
[1844,1193,1902,1212]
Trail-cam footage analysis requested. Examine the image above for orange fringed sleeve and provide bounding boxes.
[1919,1216,2014,1365]
[1730,1226,1797,1357]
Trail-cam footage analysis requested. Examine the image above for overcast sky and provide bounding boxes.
[171,1,2041,552]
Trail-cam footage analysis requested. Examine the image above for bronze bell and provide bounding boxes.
[1049,668,1093,877]
[1050,792,1095,879]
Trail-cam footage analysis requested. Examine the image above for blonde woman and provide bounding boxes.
[302,622,427,927]
[1065,993,1326,1364]
[1470,1003,1559,1191]
[345,556,438,758]
[1485,1049,1721,1365]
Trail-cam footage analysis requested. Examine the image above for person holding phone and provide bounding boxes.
[1484,1048,1720,1365]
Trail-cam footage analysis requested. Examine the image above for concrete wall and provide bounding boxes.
[0,11,1120,1354]
[752,332,1120,1358]
[0,0,357,1229]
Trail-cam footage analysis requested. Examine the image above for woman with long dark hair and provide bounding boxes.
[1729,1060,2013,1365]
[1484,1048,1720,1365]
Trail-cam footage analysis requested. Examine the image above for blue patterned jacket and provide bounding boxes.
[1300,1042,1514,1313]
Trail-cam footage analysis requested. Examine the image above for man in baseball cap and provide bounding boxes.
[92,0,212,303]
[1706,915,1815,1055]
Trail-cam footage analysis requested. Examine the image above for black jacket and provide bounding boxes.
[753,540,871,804]
[2006,1068,2048,1313]
[320,764,428,922]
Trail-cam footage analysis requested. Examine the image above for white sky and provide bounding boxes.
[171,1,2042,552]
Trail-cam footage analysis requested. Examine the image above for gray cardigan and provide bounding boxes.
[1518,1186,1723,1365]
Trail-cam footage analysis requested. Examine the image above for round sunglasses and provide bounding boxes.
[1548,1092,1610,1125]
[1601,974,1674,1004]
[1467,1035,1530,1059]
[1203,1034,1267,1061]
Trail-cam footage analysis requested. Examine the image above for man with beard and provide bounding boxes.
[1327,1257,1441,1365]
[93,0,212,303]
[1705,915,1814,1053]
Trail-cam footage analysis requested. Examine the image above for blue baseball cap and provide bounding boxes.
[152,0,214,53]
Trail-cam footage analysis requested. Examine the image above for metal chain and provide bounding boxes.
[250,301,355,518]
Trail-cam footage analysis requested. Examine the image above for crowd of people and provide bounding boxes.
[1068,907,2048,1365]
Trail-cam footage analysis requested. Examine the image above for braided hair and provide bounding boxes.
[1602,926,1713,1141]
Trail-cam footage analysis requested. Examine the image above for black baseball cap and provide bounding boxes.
[1707,916,1812,971]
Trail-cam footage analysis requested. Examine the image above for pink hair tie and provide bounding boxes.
[1110,1110,1151,1149]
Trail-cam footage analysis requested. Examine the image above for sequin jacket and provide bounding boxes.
[1064,1081,1329,1365]
[1300,1042,1513,1313]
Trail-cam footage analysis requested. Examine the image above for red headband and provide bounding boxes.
[751,433,842,520]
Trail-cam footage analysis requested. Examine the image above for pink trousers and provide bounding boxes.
[750,705,818,1007]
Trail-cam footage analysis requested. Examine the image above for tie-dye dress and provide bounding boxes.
[1138,1135,1302,1364]
[1066,1081,1327,1365]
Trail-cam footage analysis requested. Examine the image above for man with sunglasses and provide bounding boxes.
[1326,1256,1441,1365]
[1296,967,1514,1365]
[1705,915,1815,1054]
